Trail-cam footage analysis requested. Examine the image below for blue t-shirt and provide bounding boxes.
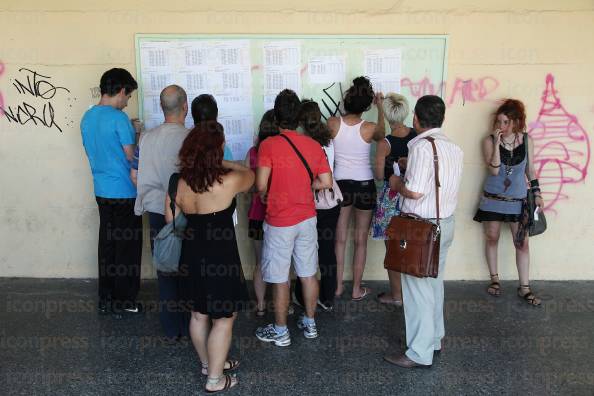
[81,105,137,198]
[223,145,233,161]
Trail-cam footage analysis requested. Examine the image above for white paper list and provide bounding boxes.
[308,56,346,84]
[364,49,402,94]
[219,115,254,159]
[262,41,301,109]
[138,39,255,160]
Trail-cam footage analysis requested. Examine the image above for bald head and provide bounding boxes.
[160,85,187,117]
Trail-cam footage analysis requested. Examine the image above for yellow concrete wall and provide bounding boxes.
[1,0,593,280]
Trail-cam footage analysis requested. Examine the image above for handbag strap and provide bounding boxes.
[425,137,441,228]
[168,173,181,230]
[280,134,314,184]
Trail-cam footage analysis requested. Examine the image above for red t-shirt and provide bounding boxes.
[258,131,331,227]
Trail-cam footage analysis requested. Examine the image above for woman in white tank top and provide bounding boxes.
[327,77,386,300]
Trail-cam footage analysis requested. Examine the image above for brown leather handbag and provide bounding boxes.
[384,137,441,278]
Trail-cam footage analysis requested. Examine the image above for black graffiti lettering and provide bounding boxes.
[319,82,344,120]
[13,68,70,100]
[1,101,63,133]
[2,68,70,133]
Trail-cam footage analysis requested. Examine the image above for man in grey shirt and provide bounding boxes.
[132,84,190,341]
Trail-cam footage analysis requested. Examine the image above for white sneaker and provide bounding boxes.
[296,315,318,339]
[255,324,291,347]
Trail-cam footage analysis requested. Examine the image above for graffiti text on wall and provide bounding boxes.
[0,68,72,133]
[401,76,499,106]
[528,74,591,214]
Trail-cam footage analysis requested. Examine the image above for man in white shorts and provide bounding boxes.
[255,90,332,346]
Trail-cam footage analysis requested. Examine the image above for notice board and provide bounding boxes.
[135,34,448,160]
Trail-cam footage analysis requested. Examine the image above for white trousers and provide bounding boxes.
[401,216,455,365]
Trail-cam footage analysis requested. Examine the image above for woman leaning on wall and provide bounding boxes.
[473,99,544,306]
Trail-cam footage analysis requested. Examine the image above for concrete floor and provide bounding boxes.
[0,279,593,395]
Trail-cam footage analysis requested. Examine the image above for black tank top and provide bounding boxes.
[384,129,417,180]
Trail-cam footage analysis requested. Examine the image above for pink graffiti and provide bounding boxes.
[401,77,444,99]
[447,77,499,106]
[528,74,591,214]
[400,76,499,106]
[0,61,5,116]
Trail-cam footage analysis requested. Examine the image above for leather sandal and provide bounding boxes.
[517,285,541,306]
[487,273,501,297]
[201,360,240,376]
[205,374,238,394]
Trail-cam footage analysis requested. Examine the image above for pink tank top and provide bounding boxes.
[247,147,266,221]
[333,117,373,181]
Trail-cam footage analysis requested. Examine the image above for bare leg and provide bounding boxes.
[508,222,530,283]
[378,241,402,302]
[483,221,502,295]
[273,282,290,327]
[335,205,353,297]
[299,275,319,318]
[252,240,266,312]
[351,208,372,299]
[189,311,211,368]
[509,222,540,304]
[205,314,238,392]
[387,270,402,301]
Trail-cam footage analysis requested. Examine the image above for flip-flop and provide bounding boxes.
[351,287,371,301]
[376,292,403,306]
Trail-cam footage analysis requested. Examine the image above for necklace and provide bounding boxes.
[501,133,518,192]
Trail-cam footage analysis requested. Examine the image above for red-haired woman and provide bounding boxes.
[165,121,254,392]
[473,99,544,306]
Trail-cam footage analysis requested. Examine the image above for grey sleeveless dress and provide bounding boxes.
[474,134,527,223]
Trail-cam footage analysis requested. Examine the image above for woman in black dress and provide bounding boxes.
[165,121,253,393]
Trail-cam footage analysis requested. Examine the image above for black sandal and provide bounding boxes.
[518,285,541,306]
[487,273,501,297]
[205,374,238,394]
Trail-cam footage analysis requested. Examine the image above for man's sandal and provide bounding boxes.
[201,360,240,376]
[487,273,501,297]
[205,374,238,394]
[517,285,542,306]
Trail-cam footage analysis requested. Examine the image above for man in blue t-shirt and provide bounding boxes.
[81,68,143,317]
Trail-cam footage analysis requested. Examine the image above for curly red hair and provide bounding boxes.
[494,99,526,133]
[178,121,230,193]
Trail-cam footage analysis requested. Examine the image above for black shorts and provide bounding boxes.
[336,179,377,211]
[248,219,264,240]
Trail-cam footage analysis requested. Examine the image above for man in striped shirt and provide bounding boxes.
[384,95,463,368]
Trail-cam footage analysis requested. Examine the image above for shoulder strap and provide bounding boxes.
[425,137,441,226]
[280,134,314,184]
[168,173,181,230]
[523,132,530,178]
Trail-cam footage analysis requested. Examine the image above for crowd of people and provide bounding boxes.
[80,67,544,393]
